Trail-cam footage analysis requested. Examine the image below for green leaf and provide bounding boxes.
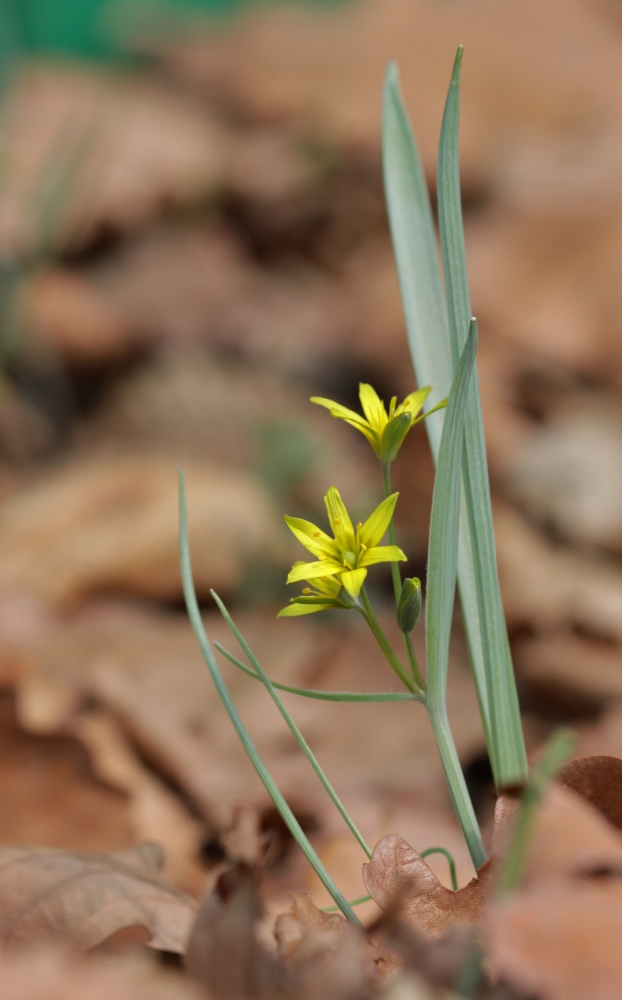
[382,62,453,429]
[210,590,371,860]
[425,321,485,868]
[214,641,419,701]
[437,47,527,787]
[178,470,362,927]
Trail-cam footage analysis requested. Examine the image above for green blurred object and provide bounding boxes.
[5,0,341,61]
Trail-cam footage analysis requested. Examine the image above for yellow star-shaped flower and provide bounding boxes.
[311,383,442,462]
[282,486,406,602]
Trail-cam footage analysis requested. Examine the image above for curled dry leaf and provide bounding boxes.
[0,843,196,952]
[274,893,377,996]
[187,866,377,1000]
[363,835,494,942]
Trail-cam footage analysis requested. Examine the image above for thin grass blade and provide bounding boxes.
[214,643,417,701]
[437,47,527,787]
[425,321,485,867]
[178,470,361,926]
[211,590,371,859]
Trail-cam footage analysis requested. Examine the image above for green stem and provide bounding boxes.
[179,472,362,927]
[382,460,426,690]
[211,590,372,860]
[215,642,418,701]
[428,707,486,870]
[420,845,458,891]
[358,587,423,696]
[382,461,404,603]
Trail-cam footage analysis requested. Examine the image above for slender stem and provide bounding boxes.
[211,591,372,860]
[428,707,486,870]
[214,642,418,702]
[179,472,362,927]
[420,845,458,891]
[382,461,404,603]
[382,460,426,690]
[323,893,372,913]
[359,587,423,697]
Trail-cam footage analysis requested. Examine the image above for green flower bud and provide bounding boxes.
[397,577,422,633]
[379,412,412,463]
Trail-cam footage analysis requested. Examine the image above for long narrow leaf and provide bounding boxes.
[425,320,477,709]
[210,590,371,859]
[437,48,527,787]
[178,471,361,927]
[382,63,490,745]
[425,321,485,867]
[425,323,485,863]
[214,643,417,702]
[382,62,453,430]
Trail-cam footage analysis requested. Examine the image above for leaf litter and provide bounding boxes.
[2,0,622,996]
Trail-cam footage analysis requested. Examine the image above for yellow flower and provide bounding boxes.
[282,486,406,601]
[311,383,442,461]
[277,567,353,617]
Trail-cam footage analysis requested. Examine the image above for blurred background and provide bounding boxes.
[0,0,621,913]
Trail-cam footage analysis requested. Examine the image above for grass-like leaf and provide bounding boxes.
[437,48,527,788]
[425,320,486,868]
[210,591,371,859]
[214,642,418,702]
[178,470,362,927]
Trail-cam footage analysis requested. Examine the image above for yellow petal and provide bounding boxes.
[358,544,407,567]
[339,568,367,597]
[359,493,399,549]
[278,602,331,617]
[401,386,432,421]
[359,384,388,434]
[284,515,338,559]
[310,397,379,451]
[324,486,356,550]
[287,559,344,584]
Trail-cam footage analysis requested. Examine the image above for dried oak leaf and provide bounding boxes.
[274,893,377,996]
[0,842,196,952]
[363,835,495,942]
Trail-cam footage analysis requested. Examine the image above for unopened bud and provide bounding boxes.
[379,412,412,463]
[397,577,422,633]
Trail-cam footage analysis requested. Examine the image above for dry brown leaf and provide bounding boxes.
[0,62,223,257]
[274,893,378,997]
[0,842,196,952]
[558,754,622,832]
[0,453,283,605]
[186,865,282,998]
[72,708,207,894]
[489,882,622,1000]
[363,836,494,941]
[0,948,205,1000]
[0,692,131,853]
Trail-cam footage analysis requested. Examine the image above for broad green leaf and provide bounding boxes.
[437,48,527,787]
[382,64,490,739]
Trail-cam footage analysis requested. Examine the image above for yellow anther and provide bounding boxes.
[334,518,341,525]
[302,588,312,595]
[360,543,367,552]
[313,531,320,537]
[356,522,362,530]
